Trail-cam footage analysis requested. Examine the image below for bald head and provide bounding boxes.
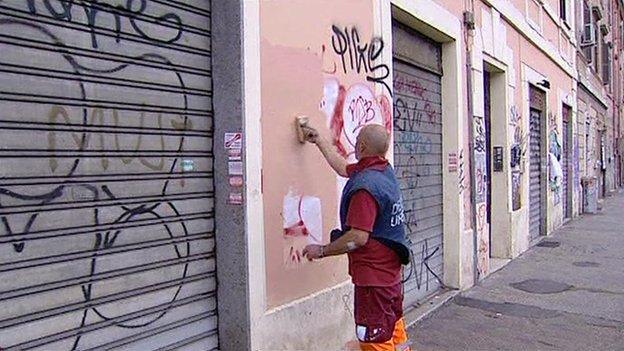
[356,124,390,158]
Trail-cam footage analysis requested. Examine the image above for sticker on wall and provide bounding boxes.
[228,192,243,205]
[228,148,242,161]
[182,159,195,172]
[448,153,458,172]
[224,132,243,149]
[229,176,244,187]
[282,189,323,268]
[493,147,504,172]
[228,161,243,176]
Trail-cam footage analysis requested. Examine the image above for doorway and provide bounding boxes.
[482,62,512,265]
[391,21,445,309]
[483,71,492,257]
[528,86,546,242]
[562,104,572,219]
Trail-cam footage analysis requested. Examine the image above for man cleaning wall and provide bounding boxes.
[300,123,412,351]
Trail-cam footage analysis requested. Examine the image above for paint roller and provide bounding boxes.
[295,116,309,143]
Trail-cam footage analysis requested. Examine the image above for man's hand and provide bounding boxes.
[301,125,320,144]
[302,244,324,261]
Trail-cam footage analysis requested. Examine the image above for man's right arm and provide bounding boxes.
[303,126,348,177]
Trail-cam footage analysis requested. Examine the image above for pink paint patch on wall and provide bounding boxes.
[282,189,323,268]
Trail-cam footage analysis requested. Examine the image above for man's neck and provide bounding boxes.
[358,154,385,160]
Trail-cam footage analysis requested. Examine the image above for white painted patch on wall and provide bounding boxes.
[283,189,323,268]
[320,78,341,128]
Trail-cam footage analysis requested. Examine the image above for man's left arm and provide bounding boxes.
[303,228,369,259]
[303,190,378,260]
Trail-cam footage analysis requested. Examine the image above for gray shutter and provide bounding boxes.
[529,109,543,241]
[392,22,444,309]
[563,119,570,218]
[0,1,217,350]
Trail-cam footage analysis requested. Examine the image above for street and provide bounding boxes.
[410,192,624,351]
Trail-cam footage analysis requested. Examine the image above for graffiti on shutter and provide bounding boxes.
[0,1,217,349]
[392,57,444,308]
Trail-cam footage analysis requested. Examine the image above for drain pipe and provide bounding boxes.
[463,0,480,285]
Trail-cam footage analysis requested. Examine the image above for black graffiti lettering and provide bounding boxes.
[343,27,355,73]
[394,97,409,131]
[459,149,467,193]
[128,0,183,45]
[82,2,123,48]
[331,25,392,96]
[405,240,444,291]
[26,0,183,49]
[126,0,147,13]
[367,37,391,95]
[26,0,37,14]
[44,0,74,21]
[331,25,349,74]
[394,97,426,132]
[369,36,383,62]
[27,0,73,19]
[351,27,368,74]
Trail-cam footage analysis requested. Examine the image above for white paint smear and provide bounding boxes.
[282,188,301,229]
[300,196,322,245]
[320,78,340,127]
[282,189,324,268]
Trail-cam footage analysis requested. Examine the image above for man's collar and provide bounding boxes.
[347,156,389,177]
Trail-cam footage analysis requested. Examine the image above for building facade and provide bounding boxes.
[611,0,624,188]
[0,1,621,351]
[575,0,620,205]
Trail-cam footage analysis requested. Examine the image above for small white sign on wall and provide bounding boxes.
[182,159,195,172]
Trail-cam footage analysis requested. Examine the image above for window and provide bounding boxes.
[602,42,611,85]
[581,0,595,61]
[559,0,567,22]
[593,38,600,71]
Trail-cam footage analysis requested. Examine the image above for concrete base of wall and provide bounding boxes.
[254,281,355,351]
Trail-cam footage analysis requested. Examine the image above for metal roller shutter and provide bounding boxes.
[529,109,543,241]
[563,119,570,219]
[392,23,444,308]
[0,1,217,350]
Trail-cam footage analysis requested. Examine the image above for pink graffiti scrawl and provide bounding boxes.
[320,80,392,162]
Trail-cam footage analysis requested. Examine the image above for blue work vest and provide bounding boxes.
[339,166,411,264]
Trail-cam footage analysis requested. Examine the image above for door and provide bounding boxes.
[392,22,444,309]
[0,1,217,350]
[483,71,492,256]
[562,106,571,219]
[600,132,607,198]
[529,108,543,241]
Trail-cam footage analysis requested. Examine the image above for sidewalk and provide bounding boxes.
[409,192,624,351]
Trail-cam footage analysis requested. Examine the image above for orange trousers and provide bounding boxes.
[359,318,411,351]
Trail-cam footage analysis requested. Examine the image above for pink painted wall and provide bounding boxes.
[260,0,392,308]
